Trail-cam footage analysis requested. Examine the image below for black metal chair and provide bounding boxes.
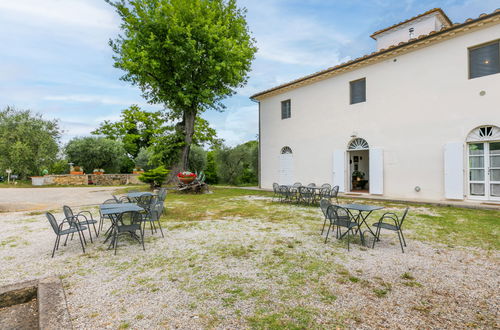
[112,211,145,255]
[272,183,280,201]
[293,182,302,187]
[319,199,332,235]
[137,195,155,212]
[46,212,87,258]
[63,205,98,243]
[325,205,359,250]
[307,183,316,187]
[142,201,165,237]
[372,208,409,253]
[321,183,331,190]
[299,186,315,205]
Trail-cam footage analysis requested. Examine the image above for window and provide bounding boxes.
[469,41,500,79]
[350,78,366,104]
[281,99,291,119]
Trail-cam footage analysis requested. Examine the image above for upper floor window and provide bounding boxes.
[469,41,500,79]
[281,99,291,119]
[350,78,366,104]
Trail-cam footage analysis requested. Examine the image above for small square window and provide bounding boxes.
[469,41,500,79]
[281,99,291,119]
[350,78,366,104]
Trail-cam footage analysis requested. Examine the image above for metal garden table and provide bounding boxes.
[99,203,144,248]
[338,203,384,242]
[126,191,153,200]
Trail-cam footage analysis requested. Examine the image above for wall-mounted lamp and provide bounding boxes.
[414,186,421,192]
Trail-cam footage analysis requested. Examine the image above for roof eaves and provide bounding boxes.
[250,8,500,101]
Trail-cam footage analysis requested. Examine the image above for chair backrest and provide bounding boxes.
[148,201,164,221]
[319,199,331,217]
[103,198,119,204]
[119,196,131,203]
[330,186,339,197]
[62,205,74,219]
[319,187,330,198]
[299,186,314,197]
[272,183,279,193]
[307,183,316,187]
[278,185,289,195]
[45,212,60,234]
[399,207,409,227]
[326,205,351,226]
[293,182,302,187]
[321,183,331,189]
[112,195,120,202]
[158,188,167,201]
[137,194,154,207]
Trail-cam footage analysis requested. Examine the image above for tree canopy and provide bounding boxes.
[65,137,127,173]
[92,105,165,158]
[107,0,256,170]
[0,106,60,179]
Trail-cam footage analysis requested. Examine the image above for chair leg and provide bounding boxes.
[156,220,165,238]
[140,227,145,251]
[63,233,70,247]
[372,226,381,249]
[397,231,405,253]
[347,229,350,251]
[321,218,327,235]
[51,235,60,258]
[77,230,86,254]
[114,231,119,255]
[149,221,154,234]
[93,222,99,237]
[324,224,332,244]
[87,225,93,243]
[400,229,407,247]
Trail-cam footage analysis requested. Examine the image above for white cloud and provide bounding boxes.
[211,105,259,147]
[43,94,152,108]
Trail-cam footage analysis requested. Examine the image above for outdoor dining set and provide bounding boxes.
[273,182,409,253]
[45,188,168,257]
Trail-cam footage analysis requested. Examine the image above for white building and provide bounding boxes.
[251,8,500,203]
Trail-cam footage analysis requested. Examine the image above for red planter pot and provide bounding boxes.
[179,177,195,184]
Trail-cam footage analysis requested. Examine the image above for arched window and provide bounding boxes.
[281,146,293,154]
[348,138,369,150]
[466,125,500,142]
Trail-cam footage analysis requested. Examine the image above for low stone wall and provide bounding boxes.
[41,174,141,186]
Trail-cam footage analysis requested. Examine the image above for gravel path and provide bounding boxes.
[0,191,498,328]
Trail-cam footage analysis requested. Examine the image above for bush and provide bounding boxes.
[139,166,171,189]
[188,145,207,173]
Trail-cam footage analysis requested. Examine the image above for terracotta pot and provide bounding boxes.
[132,171,144,174]
[70,171,84,175]
[179,177,195,184]
[93,172,104,175]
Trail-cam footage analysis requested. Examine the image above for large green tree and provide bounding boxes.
[65,137,127,173]
[215,140,257,185]
[0,107,60,179]
[106,0,256,170]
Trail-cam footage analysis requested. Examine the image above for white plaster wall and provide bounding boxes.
[259,23,500,201]
[376,14,442,50]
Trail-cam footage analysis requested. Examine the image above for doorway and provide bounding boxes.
[347,138,369,192]
[468,141,500,200]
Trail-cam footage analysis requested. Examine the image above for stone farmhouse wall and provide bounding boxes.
[42,174,141,186]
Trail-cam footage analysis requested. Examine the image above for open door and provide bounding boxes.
[369,148,384,194]
[333,150,346,192]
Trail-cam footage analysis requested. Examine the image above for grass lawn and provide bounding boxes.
[0,187,498,328]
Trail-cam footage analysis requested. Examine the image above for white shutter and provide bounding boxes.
[369,148,384,195]
[444,142,464,199]
[279,154,293,185]
[333,150,346,192]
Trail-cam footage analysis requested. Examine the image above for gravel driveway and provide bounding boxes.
[0,187,122,212]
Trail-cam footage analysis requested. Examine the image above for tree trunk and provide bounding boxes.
[180,109,197,170]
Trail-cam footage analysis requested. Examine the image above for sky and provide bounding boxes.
[0,0,498,146]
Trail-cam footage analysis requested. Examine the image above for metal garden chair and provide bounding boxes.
[293,182,302,187]
[319,199,332,235]
[99,198,120,234]
[46,212,87,258]
[372,207,409,253]
[298,186,315,205]
[272,183,280,201]
[63,205,98,243]
[137,194,155,212]
[111,211,145,255]
[321,183,331,190]
[307,183,316,187]
[325,205,359,250]
[157,188,167,202]
[142,201,165,237]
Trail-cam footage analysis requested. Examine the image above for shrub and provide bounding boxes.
[138,166,170,189]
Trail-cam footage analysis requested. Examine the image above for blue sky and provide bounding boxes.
[0,0,498,146]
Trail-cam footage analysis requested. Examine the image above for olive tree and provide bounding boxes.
[0,107,60,179]
[65,137,127,173]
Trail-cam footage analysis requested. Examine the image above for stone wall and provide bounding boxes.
[42,174,141,186]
